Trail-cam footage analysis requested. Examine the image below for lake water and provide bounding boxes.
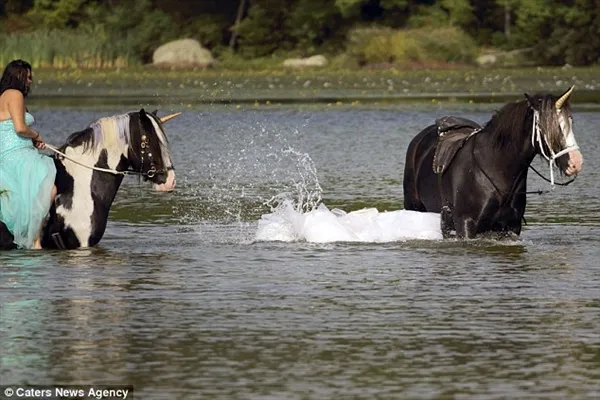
[2,101,600,399]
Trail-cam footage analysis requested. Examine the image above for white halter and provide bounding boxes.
[531,109,579,187]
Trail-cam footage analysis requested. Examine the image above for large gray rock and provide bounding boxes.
[152,39,214,68]
[282,55,328,68]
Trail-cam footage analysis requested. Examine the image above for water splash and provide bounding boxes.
[173,115,321,225]
[263,148,322,214]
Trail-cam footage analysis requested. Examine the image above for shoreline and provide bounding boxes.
[29,91,600,109]
[28,66,600,108]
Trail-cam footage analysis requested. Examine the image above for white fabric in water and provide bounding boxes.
[255,201,442,243]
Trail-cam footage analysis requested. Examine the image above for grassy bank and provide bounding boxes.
[6,27,599,108]
[0,30,135,69]
[26,65,600,108]
[1,26,480,70]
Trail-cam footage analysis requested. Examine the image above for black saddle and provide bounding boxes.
[433,116,482,174]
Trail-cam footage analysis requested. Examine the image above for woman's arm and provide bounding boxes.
[6,89,40,139]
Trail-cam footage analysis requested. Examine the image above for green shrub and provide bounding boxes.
[346,27,394,65]
[389,32,424,63]
[236,2,291,58]
[417,27,477,63]
[346,26,477,67]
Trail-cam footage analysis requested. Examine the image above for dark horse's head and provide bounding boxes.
[523,86,583,176]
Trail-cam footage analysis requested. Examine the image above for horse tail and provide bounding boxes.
[403,125,437,211]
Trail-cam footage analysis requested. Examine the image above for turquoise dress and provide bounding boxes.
[0,112,56,249]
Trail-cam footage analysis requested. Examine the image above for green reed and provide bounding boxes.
[0,29,138,69]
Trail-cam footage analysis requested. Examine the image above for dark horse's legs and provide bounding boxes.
[454,216,479,239]
[452,195,506,239]
[440,205,455,238]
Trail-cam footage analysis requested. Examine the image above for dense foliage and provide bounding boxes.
[1,0,598,67]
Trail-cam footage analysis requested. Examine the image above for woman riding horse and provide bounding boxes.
[403,86,583,239]
[0,110,180,250]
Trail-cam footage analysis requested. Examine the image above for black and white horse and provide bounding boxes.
[403,86,583,239]
[0,109,179,250]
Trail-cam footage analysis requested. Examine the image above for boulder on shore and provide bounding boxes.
[152,39,214,68]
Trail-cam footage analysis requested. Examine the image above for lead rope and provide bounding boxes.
[45,144,137,176]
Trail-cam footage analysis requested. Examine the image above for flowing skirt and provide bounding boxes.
[0,147,56,249]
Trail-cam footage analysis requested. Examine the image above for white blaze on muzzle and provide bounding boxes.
[153,169,176,192]
[147,115,176,192]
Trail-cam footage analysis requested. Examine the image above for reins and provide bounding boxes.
[473,149,576,197]
[528,164,576,191]
[471,145,548,197]
[45,144,159,178]
[41,111,181,179]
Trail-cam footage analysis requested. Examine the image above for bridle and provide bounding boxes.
[135,131,167,179]
[47,138,164,178]
[530,109,579,187]
[470,104,578,199]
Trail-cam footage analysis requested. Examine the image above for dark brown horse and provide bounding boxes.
[403,86,583,239]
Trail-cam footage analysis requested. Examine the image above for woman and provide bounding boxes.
[0,59,57,249]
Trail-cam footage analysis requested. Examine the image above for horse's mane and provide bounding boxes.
[483,99,531,151]
[63,114,131,154]
[483,94,569,153]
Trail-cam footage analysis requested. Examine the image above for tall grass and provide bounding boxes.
[0,29,138,69]
[347,26,478,67]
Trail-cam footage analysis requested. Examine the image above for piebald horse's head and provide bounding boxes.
[525,86,583,177]
[127,109,178,192]
[71,109,178,192]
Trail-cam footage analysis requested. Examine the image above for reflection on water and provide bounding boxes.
[2,235,599,398]
[2,105,600,399]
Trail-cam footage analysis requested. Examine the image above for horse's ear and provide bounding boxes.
[139,108,147,116]
[524,93,536,109]
[151,110,158,116]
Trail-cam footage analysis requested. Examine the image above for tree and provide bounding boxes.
[511,0,600,65]
[2,0,34,14]
[229,0,248,49]
[28,0,87,28]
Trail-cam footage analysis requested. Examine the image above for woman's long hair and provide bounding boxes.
[0,59,32,97]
